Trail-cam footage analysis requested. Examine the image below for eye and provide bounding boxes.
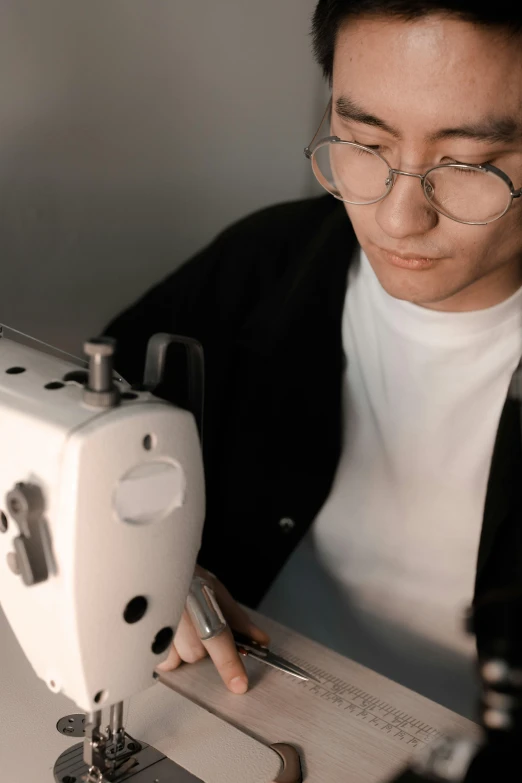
[441,156,492,167]
[452,167,486,177]
[353,140,382,151]
[350,144,382,159]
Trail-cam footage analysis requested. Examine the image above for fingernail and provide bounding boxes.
[230,676,248,694]
[156,662,170,672]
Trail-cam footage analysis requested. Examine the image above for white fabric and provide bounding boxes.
[261,249,522,718]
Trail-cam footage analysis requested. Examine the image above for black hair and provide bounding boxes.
[312,1,522,83]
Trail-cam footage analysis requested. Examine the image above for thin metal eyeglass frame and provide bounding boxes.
[304,100,522,226]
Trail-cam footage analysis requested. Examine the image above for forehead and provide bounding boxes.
[332,16,522,132]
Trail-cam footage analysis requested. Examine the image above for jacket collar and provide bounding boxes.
[238,202,357,356]
[475,395,522,586]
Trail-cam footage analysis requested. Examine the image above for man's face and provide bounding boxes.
[332,16,522,310]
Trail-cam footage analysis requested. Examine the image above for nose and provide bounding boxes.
[375,171,438,239]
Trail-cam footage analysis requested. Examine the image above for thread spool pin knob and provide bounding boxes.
[83,338,119,408]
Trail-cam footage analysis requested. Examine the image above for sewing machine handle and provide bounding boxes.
[143,333,205,443]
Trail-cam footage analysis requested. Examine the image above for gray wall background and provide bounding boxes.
[0,1,325,355]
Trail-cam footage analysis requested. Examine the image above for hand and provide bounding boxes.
[156,566,270,694]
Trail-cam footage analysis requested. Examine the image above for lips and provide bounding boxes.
[383,251,440,261]
[377,247,443,270]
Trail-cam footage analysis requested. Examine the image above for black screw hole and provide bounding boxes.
[143,434,154,451]
[6,366,26,374]
[127,742,138,752]
[45,381,65,390]
[124,596,148,624]
[121,391,139,400]
[62,777,76,783]
[68,718,75,723]
[152,627,174,655]
[63,727,74,734]
[0,512,7,533]
[93,689,107,705]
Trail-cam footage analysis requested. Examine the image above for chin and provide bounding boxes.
[376,276,433,305]
[366,254,453,306]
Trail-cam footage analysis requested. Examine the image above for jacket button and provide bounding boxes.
[278,517,295,533]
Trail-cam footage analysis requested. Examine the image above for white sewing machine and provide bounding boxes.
[0,325,298,783]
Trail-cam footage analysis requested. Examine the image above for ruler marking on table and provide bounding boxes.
[278,648,442,748]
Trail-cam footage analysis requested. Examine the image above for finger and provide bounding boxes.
[213,581,270,645]
[203,625,249,694]
[172,610,208,664]
[156,642,182,672]
[195,565,270,644]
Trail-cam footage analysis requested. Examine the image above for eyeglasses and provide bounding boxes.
[304,101,522,226]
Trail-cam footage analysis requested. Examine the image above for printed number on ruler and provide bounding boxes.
[279,650,442,748]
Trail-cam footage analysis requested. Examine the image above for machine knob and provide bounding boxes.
[83,338,120,408]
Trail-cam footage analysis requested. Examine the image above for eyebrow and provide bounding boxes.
[334,95,522,145]
[335,96,401,138]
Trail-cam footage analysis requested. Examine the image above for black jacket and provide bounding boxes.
[105,195,522,636]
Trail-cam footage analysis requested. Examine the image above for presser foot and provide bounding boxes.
[55,712,204,783]
[53,735,205,782]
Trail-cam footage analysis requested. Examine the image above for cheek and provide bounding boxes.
[470,213,522,272]
[344,201,522,272]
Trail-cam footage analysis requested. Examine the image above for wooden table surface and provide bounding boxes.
[159,610,482,783]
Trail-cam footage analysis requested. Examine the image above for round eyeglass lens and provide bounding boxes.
[423,165,512,223]
[312,141,391,204]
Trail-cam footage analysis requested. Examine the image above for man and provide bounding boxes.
[105,0,522,719]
